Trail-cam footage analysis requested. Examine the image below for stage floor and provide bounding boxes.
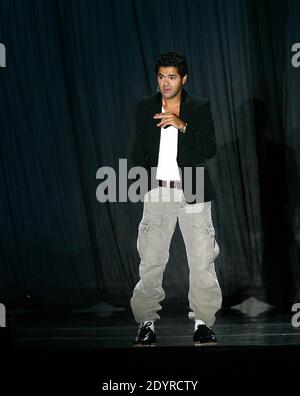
[2,305,300,379]
[10,305,300,349]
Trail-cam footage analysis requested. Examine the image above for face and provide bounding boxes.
[157,66,187,100]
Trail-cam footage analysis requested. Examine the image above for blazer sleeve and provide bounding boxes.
[131,100,148,169]
[183,101,216,159]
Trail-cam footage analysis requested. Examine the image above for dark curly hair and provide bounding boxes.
[154,50,188,78]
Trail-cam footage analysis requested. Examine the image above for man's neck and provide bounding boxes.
[162,89,182,108]
[162,95,181,107]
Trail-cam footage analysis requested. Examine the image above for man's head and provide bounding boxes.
[155,50,188,100]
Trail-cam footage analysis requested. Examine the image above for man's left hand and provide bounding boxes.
[153,112,186,130]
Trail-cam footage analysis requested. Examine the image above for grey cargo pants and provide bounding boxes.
[130,185,222,327]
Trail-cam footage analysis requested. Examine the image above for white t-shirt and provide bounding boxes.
[156,106,181,181]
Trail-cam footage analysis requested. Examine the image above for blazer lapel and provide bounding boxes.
[150,92,163,153]
[178,88,189,157]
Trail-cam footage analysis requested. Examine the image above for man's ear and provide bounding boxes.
[182,74,188,85]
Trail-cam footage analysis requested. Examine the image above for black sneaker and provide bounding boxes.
[193,324,217,346]
[133,321,156,347]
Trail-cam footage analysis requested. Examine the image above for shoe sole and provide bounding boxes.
[194,342,217,347]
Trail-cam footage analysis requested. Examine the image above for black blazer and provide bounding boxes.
[131,88,216,203]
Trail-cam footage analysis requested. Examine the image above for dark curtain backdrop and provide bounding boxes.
[0,0,299,311]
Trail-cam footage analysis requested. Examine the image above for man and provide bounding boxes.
[130,50,222,346]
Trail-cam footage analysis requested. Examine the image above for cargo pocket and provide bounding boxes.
[206,223,215,237]
[137,214,162,261]
[188,220,219,264]
[205,222,220,261]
